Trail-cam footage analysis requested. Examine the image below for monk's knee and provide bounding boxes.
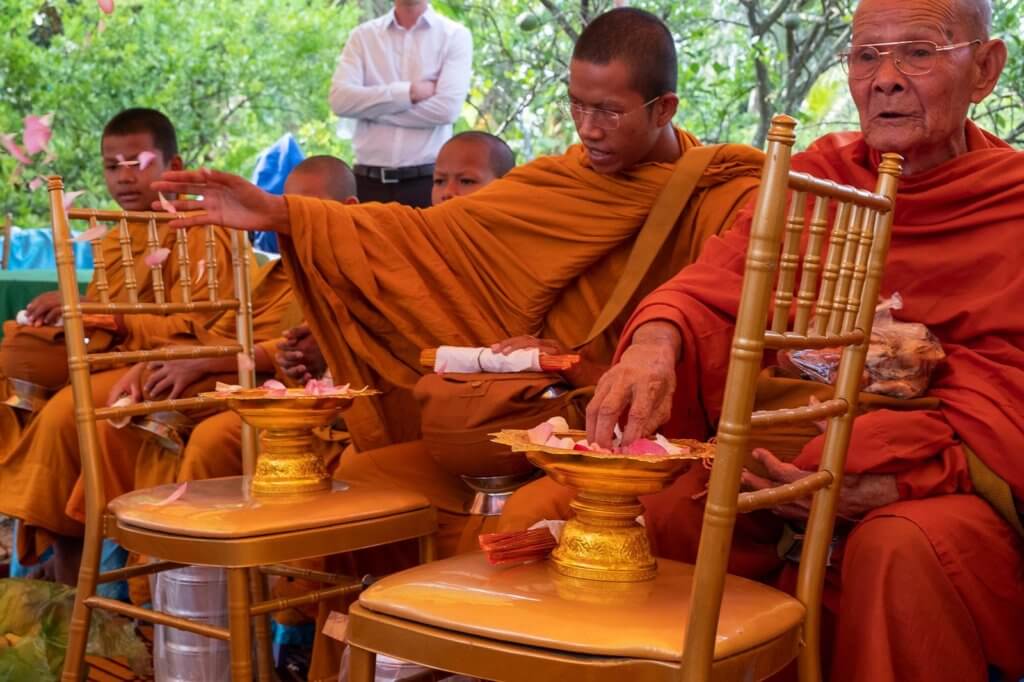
[843,515,936,590]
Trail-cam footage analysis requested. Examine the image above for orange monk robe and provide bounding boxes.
[0,223,237,563]
[510,122,1024,682]
[278,130,763,452]
[63,259,306,523]
[286,133,763,681]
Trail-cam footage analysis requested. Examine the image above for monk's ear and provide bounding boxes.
[970,38,1007,104]
[343,197,359,205]
[653,93,679,128]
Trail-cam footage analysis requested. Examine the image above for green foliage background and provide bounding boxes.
[2,0,1023,226]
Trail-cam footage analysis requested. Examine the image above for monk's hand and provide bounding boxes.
[491,335,566,357]
[741,448,900,522]
[150,169,289,233]
[277,324,326,382]
[143,359,210,400]
[586,321,682,448]
[24,290,63,326]
[107,362,145,405]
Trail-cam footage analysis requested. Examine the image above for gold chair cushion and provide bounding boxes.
[110,477,430,539]
[359,552,805,663]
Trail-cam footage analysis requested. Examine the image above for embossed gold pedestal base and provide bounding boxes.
[553,489,656,582]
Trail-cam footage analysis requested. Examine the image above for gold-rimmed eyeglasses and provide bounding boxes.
[561,96,660,130]
[840,39,981,80]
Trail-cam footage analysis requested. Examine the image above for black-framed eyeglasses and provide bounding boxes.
[840,39,981,80]
[561,96,661,130]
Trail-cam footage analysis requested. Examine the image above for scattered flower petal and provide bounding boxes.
[28,176,45,192]
[97,17,107,32]
[237,352,254,372]
[262,379,286,390]
[42,151,56,165]
[97,0,114,14]
[526,422,554,445]
[22,114,53,155]
[107,395,134,429]
[63,190,85,211]
[194,258,206,283]
[215,382,242,393]
[154,482,188,507]
[157,191,177,213]
[144,247,170,267]
[545,416,570,432]
[0,133,32,165]
[621,438,667,456]
[75,225,108,242]
[137,150,156,170]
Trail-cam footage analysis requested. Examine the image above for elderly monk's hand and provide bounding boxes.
[143,359,212,400]
[24,290,63,326]
[741,448,899,522]
[491,335,608,388]
[151,169,289,233]
[276,324,327,384]
[585,321,682,448]
[107,362,146,405]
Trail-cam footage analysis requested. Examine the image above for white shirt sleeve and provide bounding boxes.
[328,30,413,119]
[374,25,472,129]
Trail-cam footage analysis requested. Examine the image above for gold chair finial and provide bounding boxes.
[47,176,64,191]
[878,153,904,178]
[766,114,798,146]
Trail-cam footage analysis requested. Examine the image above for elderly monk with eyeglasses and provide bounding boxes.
[501,1,1024,681]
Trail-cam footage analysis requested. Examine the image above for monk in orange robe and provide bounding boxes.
[0,108,237,583]
[505,2,1024,680]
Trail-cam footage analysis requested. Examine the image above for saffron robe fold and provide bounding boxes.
[278,131,764,451]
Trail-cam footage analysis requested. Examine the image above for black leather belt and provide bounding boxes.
[354,163,435,184]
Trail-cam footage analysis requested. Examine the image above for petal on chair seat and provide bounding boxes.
[110,477,431,539]
[358,553,805,663]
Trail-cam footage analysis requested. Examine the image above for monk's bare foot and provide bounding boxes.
[53,536,84,586]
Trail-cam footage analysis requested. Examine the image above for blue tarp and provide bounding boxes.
[1,226,94,270]
[249,133,305,254]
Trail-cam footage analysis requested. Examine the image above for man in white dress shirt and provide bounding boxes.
[329,0,472,207]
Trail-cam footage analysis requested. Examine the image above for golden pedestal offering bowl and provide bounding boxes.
[494,429,713,582]
[203,387,377,496]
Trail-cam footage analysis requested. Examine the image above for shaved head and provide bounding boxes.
[284,155,357,202]
[445,132,515,178]
[854,0,991,41]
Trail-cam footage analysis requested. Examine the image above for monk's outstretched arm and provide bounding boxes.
[153,170,291,234]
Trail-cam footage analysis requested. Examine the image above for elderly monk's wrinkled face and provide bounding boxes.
[850,0,1004,173]
[102,132,180,212]
[568,58,667,174]
[431,138,498,205]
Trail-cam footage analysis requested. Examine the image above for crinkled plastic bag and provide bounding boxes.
[0,578,151,680]
[781,294,946,399]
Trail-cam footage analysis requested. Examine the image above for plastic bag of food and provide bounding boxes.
[0,578,151,680]
[780,294,945,399]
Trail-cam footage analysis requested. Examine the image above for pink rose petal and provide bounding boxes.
[97,0,114,14]
[0,133,31,165]
[215,381,242,393]
[22,114,53,155]
[97,17,107,32]
[262,379,286,390]
[622,438,667,456]
[237,352,254,372]
[154,482,187,507]
[28,176,45,192]
[194,258,206,283]
[144,247,170,267]
[137,150,156,170]
[157,191,177,214]
[63,190,85,211]
[527,422,554,446]
[75,225,108,242]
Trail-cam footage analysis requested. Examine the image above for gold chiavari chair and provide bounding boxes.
[2,212,11,270]
[342,115,903,682]
[47,177,437,682]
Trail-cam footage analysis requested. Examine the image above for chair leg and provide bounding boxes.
[418,533,436,564]
[226,567,254,682]
[250,567,276,682]
[61,524,104,681]
[349,644,377,682]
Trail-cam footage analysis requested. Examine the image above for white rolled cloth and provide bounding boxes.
[15,309,62,327]
[434,346,541,373]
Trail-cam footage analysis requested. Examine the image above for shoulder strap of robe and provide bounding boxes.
[576,144,723,349]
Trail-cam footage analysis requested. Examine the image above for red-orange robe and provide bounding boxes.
[613,122,1024,681]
